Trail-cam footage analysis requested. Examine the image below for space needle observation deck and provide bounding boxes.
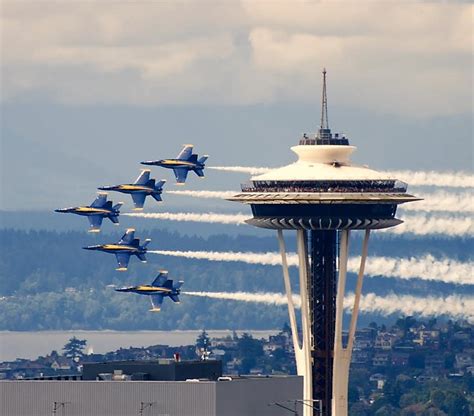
[228,70,420,416]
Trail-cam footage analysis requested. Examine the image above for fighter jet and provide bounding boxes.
[141,144,208,185]
[98,170,166,210]
[115,270,183,312]
[83,228,151,271]
[55,193,122,233]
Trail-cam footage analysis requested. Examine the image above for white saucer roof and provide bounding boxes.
[252,144,394,182]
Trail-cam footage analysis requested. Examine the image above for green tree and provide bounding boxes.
[195,329,210,350]
[62,336,86,360]
[430,390,445,410]
[444,391,470,416]
[399,393,417,409]
[375,404,400,416]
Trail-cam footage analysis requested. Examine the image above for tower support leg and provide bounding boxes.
[277,230,304,375]
[332,230,370,416]
[296,229,314,416]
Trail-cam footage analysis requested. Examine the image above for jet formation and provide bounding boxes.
[115,270,183,312]
[56,144,208,311]
[141,144,208,184]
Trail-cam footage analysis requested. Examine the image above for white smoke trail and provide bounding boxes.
[387,214,473,237]
[124,211,473,237]
[183,291,474,322]
[166,190,237,199]
[151,250,474,285]
[400,191,473,214]
[208,166,271,175]
[167,188,474,214]
[208,166,473,188]
[184,291,293,306]
[123,212,248,225]
[151,250,287,266]
[386,170,473,189]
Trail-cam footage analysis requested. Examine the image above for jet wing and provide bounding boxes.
[150,294,164,311]
[131,193,147,210]
[134,170,151,185]
[91,193,108,208]
[173,168,189,184]
[115,253,131,271]
[119,229,135,245]
[176,144,193,160]
[88,215,104,232]
[152,271,168,287]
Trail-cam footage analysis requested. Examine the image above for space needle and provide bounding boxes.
[229,70,420,416]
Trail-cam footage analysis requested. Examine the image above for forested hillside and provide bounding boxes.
[0,227,471,330]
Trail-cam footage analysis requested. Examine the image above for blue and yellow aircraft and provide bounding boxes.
[141,144,208,184]
[115,270,183,312]
[98,170,166,210]
[55,193,122,233]
[83,228,151,271]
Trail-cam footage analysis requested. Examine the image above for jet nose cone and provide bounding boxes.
[140,161,152,165]
[82,246,96,250]
[55,209,66,213]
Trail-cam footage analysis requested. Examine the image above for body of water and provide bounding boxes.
[0,330,279,362]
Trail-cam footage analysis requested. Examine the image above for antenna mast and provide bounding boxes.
[320,68,329,130]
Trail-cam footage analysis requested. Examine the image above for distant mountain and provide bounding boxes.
[0,227,471,330]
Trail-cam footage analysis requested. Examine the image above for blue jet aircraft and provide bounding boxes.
[115,270,183,312]
[83,228,151,271]
[98,170,166,210]
[55,193,122,233]
[141,144,208,184]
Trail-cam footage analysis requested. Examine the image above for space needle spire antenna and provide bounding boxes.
[320,68,329,130]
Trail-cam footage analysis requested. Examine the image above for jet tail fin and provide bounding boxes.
[142,238,151,248]
[155,180,166,190]
[145,179,156,188]
[174,280,184,290]
[188,154,198,163]
[170,294,180,303]
[112,202,123,211]
[103,201,113,210]
[194,168,204,178]
[151,194,162,202]
[162,279,173,290]
[137,253,147,262]
[198,155,208,164]
[109,216,119,224]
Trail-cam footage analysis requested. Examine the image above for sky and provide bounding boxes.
[1,1,472,210]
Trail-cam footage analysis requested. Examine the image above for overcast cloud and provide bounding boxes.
[2,1,472,117]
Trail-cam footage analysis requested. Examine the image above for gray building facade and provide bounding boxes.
[1,376,302,416]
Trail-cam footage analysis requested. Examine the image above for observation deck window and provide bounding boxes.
[241,180,404,193]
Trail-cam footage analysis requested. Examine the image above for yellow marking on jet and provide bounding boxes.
[116,267,128,272]
[76,207,110,213]
[88,229,101,233]
[149,308,161,312]
[136,286,171,292]
[119,185,153,191]
[161,160,196,166]
[102,244,137,250]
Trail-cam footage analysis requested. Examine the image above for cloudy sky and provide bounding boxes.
[1,1,472,210]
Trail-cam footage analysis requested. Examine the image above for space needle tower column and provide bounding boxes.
[229,70,419,416]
